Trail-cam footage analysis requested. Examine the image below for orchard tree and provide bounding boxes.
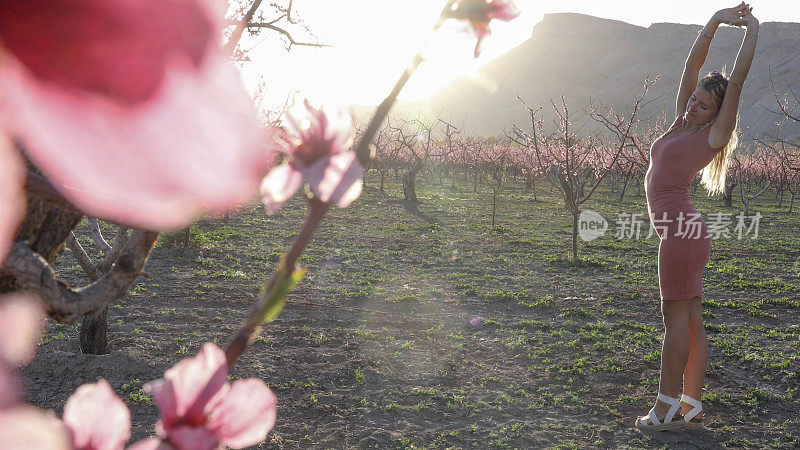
[509,82,654,262]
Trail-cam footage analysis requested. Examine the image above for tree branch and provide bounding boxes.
[2,230,158,323]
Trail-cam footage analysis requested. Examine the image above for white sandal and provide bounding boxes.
[635,392,686,431]
[681,393,704,428]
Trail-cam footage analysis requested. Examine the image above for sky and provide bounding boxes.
[238,0,800,110]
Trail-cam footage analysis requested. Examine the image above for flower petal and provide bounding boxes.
[125,437,171,450]
[0,0,215,106]
[305,152,364,208]
[0,294,44,367]
[206,379,277,448]
[0,135,24,264]
[165,426,218,450]
[145,343,228,431]
[487,0,520,21]
[0,370,24,410]
[63,379,131,450]
[0,406,70,450]
[259,163,303,214]
[0,43,272,231]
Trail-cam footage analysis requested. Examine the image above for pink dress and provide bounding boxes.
[645,115,723,301]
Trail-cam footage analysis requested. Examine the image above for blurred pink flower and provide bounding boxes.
[140,343,277,450]
[0,295,44,409]
[0,406,71,450]
[0,296,71,449]
[260,99,362,213]
[0,0,273,231]
[0,137,24,264]
[0,294,43,369]
[63,380,131,450]
[444,0,520,57]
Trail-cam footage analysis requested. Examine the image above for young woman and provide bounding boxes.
[635,2,759,431]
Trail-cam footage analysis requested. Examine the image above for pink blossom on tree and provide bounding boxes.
[62,380,131,450]
[443,0,520,57]
[261,99,363,213]
[0,0,273,231]
[136,343,277,450]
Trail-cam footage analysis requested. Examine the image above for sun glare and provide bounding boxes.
[241,0,534,110]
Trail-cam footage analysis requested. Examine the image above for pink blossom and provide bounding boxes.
[0,0,273,231]
[444,0,520,57]
[63,380,131,450]
[260,99,363,213]
[0,294,43,369]
[0,297,71,449]
[141,343,277,449]
[0,406,71,450]
[0,137,24,264]
[0,295,41,409]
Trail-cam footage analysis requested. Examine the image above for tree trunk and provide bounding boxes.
[379,171,386,195]
[402,162,422,203]
[572,210,579,263]
[619,164,634,202]
[491,190,498,228]
[723,182,737,207]
[80,307,109,354]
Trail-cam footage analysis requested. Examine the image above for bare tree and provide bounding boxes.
[389,116,458,203]
[510,80,654,262]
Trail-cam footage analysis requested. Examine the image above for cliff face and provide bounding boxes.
[402,13,800,140]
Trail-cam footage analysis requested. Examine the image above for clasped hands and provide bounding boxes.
[715,2,759,28]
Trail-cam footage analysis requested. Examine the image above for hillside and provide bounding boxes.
[394,13,800,140]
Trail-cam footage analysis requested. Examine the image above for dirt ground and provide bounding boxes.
[21,176,800,448]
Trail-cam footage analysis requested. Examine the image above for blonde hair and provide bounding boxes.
[698,70,738,195]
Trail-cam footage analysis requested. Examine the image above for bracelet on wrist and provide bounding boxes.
[745,29,759,37]
[698,29,714,39]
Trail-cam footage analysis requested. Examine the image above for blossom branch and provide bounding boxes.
[225,198,329,367]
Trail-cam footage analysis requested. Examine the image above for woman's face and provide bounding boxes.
[685,87,718,125]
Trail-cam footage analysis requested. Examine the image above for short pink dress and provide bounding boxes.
[645,115,724,301]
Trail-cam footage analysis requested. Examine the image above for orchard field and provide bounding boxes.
[27,171,800,449]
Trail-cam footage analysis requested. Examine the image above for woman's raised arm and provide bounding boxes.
[709,9,759,148]
[676,3,749,119]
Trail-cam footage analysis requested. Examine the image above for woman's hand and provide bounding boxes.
[713,2,750,26]
[734,9,759,29]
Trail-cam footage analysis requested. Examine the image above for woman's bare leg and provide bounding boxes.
[682,296,707,418]
[650,298,691,419]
